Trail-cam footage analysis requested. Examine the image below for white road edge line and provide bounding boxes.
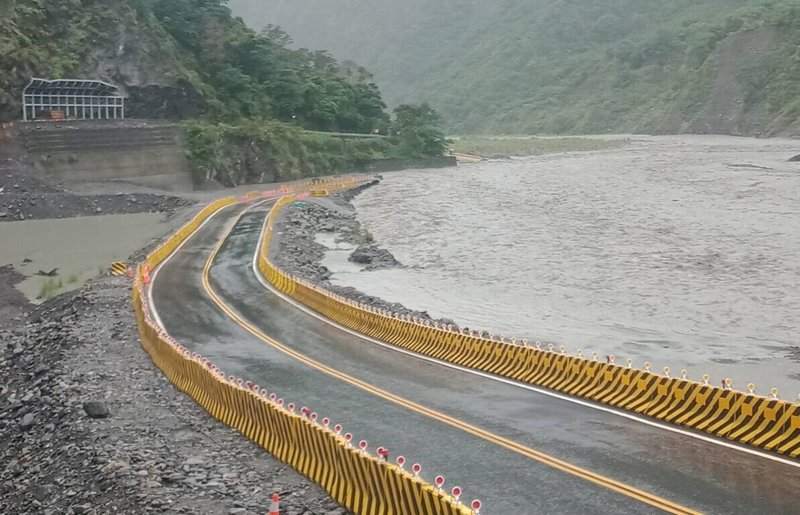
[248,201,800,470]
[148,200,267,328]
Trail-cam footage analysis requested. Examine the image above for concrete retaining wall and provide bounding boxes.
[21,121,192,191]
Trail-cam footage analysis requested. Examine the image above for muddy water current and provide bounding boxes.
[323,135,800,397]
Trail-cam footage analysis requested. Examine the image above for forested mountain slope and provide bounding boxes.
[231,0,800,136]
[1,0,389,133]
[2,1,453,185]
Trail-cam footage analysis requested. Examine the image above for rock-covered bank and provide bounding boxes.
[1,273,346,514]
[271,180,458,328]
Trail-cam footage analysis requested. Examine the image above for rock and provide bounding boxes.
[101,460,130,474]
[30,484,54,501]
[349,244,399,269]
[20,412,35,430]
[228,509,247,515]
[349,244,378,264]
[82,401,110,418]
[162,472,186,483]
[184,456,205,466]
[788,154,800,162]
[71,504,93,514]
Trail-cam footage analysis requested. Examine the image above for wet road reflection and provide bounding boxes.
[150,204,800,514]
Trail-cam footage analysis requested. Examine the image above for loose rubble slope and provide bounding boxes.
[272,182,457,328]
[1,255,348,515]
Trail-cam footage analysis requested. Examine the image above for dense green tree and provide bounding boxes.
[391,103,448,157]
[141,0,392,132]
[1,0,445,172]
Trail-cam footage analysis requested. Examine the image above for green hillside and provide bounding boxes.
[0,0,449,185]
[0,0,390,132]
[231,0,800,136]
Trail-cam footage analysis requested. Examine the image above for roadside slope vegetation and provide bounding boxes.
[1,0,448,186]
[233,0,800,136]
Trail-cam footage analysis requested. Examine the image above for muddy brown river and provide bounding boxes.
[323,135,800,399]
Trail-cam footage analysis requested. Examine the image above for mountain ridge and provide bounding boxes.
[230,0,800,136]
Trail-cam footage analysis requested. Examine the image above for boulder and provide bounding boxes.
[20,412,35,430]
[83,400,110,419]
[349,244,399,268]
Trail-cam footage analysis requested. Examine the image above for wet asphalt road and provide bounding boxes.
[150,203,800,514]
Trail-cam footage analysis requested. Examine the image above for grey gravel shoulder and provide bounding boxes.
[0,274,349,515]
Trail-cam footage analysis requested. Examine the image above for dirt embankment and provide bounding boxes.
[0,157,192,222]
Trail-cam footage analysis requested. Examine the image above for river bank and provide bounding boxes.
[0,234,347,515]
[271,180,458,327]
[450,135,629,158]
[0,158,357,513]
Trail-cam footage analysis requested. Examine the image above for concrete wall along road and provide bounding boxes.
[258,192,800,460]
[22,121,193,191]
[133,176,470,515]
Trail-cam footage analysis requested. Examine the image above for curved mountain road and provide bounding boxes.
[149,201,800,514]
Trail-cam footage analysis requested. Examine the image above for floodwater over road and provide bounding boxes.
[324,135,800,398]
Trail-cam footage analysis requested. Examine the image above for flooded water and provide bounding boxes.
[323,135,800,398]
[0,212,173,301]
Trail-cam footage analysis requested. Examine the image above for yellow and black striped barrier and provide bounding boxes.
[132,177,471,515]
[110,261,128,276]
[258,191,800,460]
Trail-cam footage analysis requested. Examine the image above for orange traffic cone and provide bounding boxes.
[142,265,151,285]
[269,493,280,515]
